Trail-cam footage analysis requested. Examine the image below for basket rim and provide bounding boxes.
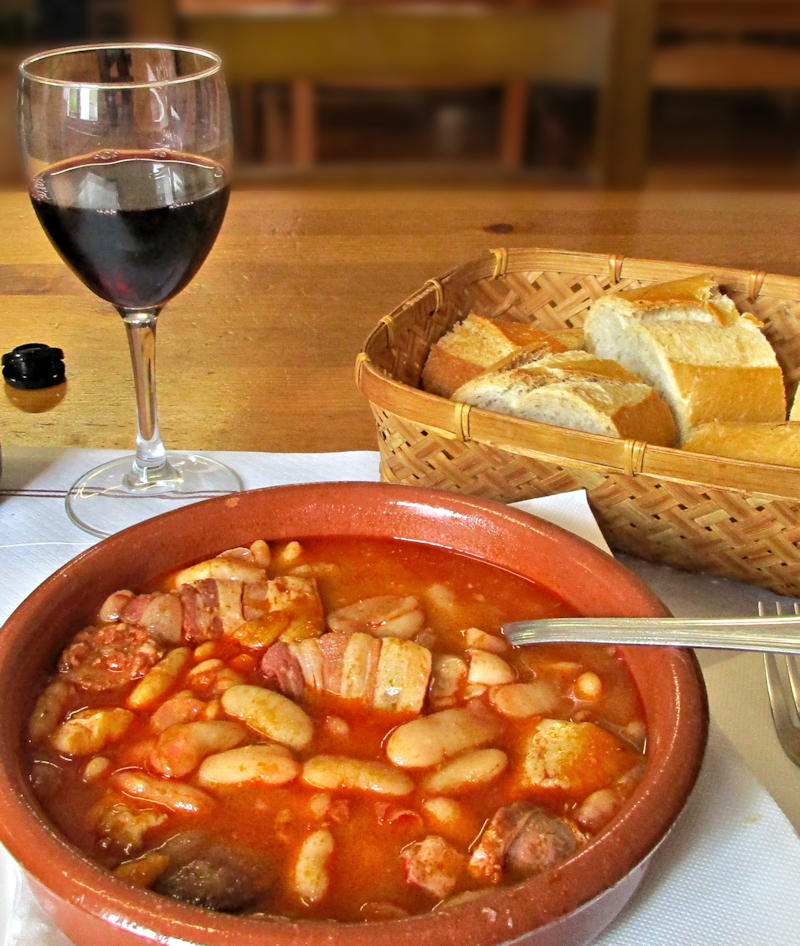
[357,246,800,503]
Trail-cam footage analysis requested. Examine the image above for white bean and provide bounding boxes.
[488,681,559,718]
[420,748,508,795]
[51,707,134,756]
[221,684,313,750]
[463,627,510,655]
[29,679,74,742]
[420,797,482,847]
[302,755,414,796]
[386,705,503,769]
[149,720,249,777]
[111,770,214,815]
[466,649,516,686]
[127,647,192,711]
[291,828,333,904]
[198,744,300,787]
[574,672,603,701]
[186,659,245,698]
[83,756,111,783]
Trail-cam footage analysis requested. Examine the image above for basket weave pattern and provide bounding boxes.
[358,248,800,597]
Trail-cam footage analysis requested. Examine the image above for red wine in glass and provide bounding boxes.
[31,150,230,311]
[19,43,240,538]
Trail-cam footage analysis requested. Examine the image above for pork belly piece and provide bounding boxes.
[238,576,325,646]
[58,622,165,692]
[179,581,225,643]
[401,835,466,901]
[513,718,642,799]
[260,632,432,714]
[260,641,306,701]
[468,802,578,885]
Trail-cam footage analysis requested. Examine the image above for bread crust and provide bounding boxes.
[452,363,677,447]
[585,303,785,443]
[590,274,741,326]
[683,422,800,467]
[421,314,567,398]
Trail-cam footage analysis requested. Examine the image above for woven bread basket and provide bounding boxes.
[356,246,800,598]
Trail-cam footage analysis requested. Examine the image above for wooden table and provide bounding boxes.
[2,185,800,830]
[4,186,800,455]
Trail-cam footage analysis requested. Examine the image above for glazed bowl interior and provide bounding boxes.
[0,482,708,946]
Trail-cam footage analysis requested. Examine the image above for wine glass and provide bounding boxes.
[18,43,242,538]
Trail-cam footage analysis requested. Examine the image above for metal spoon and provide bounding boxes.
[502,615,800,654]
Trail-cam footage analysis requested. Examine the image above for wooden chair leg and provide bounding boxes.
[597,0,657,188]
[291,78,316,167]
[262,86,290,165]
[499,79,529,169]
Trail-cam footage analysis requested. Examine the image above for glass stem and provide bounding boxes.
[120,307,179,487]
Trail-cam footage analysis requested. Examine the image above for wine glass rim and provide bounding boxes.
[19,43,223,90]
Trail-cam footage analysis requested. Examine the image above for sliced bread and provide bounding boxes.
[588,274,742,327]
[452,358,677,446]
[584,306,786,443]
[421,313,567,398]
[683,422,800,468]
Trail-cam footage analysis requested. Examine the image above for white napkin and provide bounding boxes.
[2,447,799,946]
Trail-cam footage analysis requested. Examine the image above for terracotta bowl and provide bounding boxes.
[0,482,708,946]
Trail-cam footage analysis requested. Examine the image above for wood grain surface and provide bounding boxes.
[3,186,800,454]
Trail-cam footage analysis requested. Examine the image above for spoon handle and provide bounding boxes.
[502,616,800,654]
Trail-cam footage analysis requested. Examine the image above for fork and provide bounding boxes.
[762,601,800,767]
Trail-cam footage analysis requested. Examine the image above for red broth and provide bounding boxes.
[26,536,646,923]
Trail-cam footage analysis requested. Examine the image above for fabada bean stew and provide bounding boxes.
[26,536,647,922]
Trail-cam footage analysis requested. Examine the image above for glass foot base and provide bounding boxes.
[65,453,243,538]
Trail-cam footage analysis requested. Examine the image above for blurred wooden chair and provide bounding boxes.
[653,1,800,92]
[131,0,655,185]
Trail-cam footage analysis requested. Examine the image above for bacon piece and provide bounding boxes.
[179,581,224,643]
[287,632,431,715]
[373,638,431,714]
[237,576,326,647]
[260,641,306,701]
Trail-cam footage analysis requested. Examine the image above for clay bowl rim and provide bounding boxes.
[0,481,709,946]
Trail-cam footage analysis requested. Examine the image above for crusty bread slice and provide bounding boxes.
[520,350,640,381]
[584,308,786,443]
[452,362,677,446]
[588,274,742,327]
[683,422,800,467]
[421,313,567,398]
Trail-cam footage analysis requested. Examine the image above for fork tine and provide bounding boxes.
[785,655,800,722]
[764,600,800,766]
[765,652,793,731]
